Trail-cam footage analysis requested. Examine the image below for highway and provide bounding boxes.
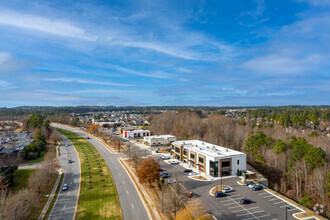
[48,133,81,220]
[52,124,149,220]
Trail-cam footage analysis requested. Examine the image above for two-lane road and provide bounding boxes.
[52,124,149,220]
[48,134,81,220]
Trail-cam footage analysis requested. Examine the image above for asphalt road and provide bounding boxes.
[52,124,149,220]
[48,134,81,220]
[156,156,310,220]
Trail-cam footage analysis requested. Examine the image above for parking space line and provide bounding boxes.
[236,212,253,217]
[274,201,286,204]
[232,209,248,213]
[288,208,298,212]
[268,198,280,201]
[279,204,291,208]
[227,206,241,209]
[224,202,239,206]
[258,192,269,195]
[255,214,271,219]
[263,195,273,198]
[250,210,264,214]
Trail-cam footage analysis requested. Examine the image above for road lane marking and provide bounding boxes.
[131,203,134,208]
[122,180,125,184]
[268,198,279,201]
[126,190,129,195]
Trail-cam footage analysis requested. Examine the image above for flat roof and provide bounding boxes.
[173,140,245,158]
[144,135,175,139]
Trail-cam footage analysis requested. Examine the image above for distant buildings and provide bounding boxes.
[172,140,246,177]
[144,135,176,146]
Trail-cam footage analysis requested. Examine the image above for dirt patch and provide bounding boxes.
[191,176,207,180]
[98,200,121,218]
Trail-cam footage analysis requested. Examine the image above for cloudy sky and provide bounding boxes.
[0,0,329,107]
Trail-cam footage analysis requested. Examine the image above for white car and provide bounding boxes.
[167,179,176,184]
[170,159,180,165]
[248,183,258,188]
[222,187,234,193]
[189,172,199,176]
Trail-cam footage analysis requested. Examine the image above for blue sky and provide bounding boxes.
[0,0,329,107]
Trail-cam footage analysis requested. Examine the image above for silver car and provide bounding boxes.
[222,187,234,193]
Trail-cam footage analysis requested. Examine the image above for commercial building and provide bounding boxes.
[123,129,150,138]
[144,135,176,146]
[171,140,246,177]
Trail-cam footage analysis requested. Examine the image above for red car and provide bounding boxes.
[158,168,164,171]
[86,137,90,139]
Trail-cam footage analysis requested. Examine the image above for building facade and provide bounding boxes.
[144,135,176,146]
[123,129,150,138]
[172,140,246,177]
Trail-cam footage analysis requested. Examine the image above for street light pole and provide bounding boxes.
[286,206,291,220]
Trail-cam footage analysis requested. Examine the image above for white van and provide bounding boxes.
[161,154,171,160]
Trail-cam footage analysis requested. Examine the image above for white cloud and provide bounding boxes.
[44,77,134,87]
[0,10,95,41]
[295,0,330,6]
[242,53,324,75]
[0,51,32,75]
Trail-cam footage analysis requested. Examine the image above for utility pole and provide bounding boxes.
[286,207,291,220]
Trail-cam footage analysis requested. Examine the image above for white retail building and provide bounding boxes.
[172,140,246,177]
[123,129,150,138]
[144,135,176,146]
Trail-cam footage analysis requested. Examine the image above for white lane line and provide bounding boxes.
[258,192,269,195]
[269,198,280,201]
[288,208,298,212]
[219,199,232,203]
[122,180,125,184]
[274,201,286,204]
[226,196,260,220]
[255,214,271,219]
[263,195,273,198]
[279,204,291,208]
[236,212,253,217]
[131,203,134,209]
[231,209,248,213]
[126,190,129,195]
[224,202,238,206]
[250,210,265,214]
[227,206,241,209]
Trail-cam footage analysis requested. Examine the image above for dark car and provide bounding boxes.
[68,160,73,163]
[252,185,263,191]
[158,168,164,171]
[160,173,170,178]
[241,198,253,204]
[86,137,90,139]
[62,183,68,191]
[184,169,192,173]
[244,181,255,186]
[215,191,227,198]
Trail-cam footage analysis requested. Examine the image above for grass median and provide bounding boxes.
[57,128,122,220]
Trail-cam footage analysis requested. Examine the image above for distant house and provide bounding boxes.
[144,135,176,146]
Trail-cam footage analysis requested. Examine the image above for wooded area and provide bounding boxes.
[149,111,330,218]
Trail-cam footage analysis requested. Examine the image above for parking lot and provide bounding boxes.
[154,155,312,220]
[0,131,32,153]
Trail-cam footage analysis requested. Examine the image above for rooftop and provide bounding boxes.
[173,140,245,158]
[145,135,175,139]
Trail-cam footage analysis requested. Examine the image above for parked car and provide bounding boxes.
[241,198,253,204]
[215,191,227,198]
[68,160,73,163]
[252,185,263,191]
[184,169,192,173]
[248,183,258,189]
[189,172,199,176]
[160,173,170,178]
[161,154,171,160]
[222,187,234,193]
[62,183,68,191]
[244,181,254,186]
[158,168,164,171]
[86,137,90,139]
[167,179,176,184]
[170,159,180,165]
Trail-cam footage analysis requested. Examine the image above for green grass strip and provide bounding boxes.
[44,172,64,220]
[12,168,36,192]
[57,128,123,220]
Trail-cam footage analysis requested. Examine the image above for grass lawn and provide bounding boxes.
[11,168,36,192]
[57,128,123,220]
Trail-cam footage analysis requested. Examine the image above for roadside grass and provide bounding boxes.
[44,172,64,220]
[57,128,123,220]
[11,168,36,192]
[22,151,46,164]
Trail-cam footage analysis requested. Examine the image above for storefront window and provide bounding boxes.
[209,160,219,177]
